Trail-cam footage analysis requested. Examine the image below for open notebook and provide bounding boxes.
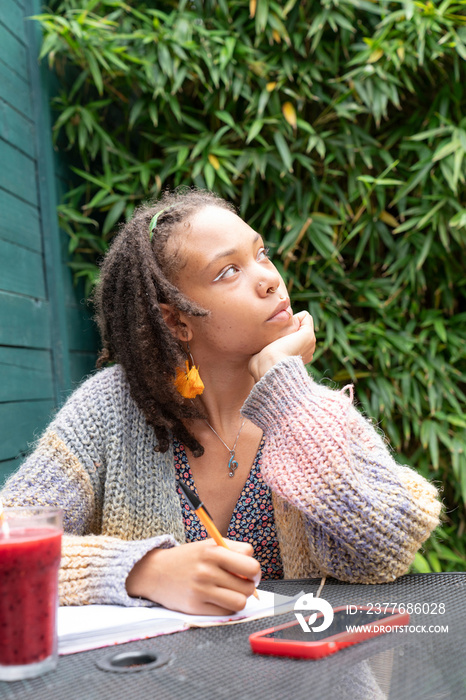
[58,589,303,655]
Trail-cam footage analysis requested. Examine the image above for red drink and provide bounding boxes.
[0,509,62,681]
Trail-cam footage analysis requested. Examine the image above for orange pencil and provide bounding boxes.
[178,479,259,600]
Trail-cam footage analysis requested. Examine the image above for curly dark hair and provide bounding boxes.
[93,188,236,457]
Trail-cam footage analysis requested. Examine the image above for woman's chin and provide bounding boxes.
[266,316,300,344]
[279,314,300,335]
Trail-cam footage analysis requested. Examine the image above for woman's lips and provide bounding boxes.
[267,305,293,322]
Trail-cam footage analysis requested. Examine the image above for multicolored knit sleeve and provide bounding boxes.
[0,369,178,607]
[241,356,442,584]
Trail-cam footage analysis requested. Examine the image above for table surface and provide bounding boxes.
[0,573,464,700]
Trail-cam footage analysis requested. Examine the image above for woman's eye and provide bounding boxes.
[213,265,238,281]
[258,247,271,260]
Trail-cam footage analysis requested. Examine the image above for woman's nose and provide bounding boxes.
[257,268,283,297]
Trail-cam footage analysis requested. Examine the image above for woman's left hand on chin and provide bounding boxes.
[249,311,316,381]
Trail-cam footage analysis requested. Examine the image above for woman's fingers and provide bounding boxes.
[249,311,316,380]
[218,539,262,584]
[126,538,261,615]
[190,541,260,604]
[293,311,316,364]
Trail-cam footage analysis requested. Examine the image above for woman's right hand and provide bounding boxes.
[249,311,316,381]
[125,539,261,615]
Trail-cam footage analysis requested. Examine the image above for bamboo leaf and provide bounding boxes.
[214,110,236,129]
[368,48,384,63]
[282,101,297,129]
[433,544,466,565]
[255,0,269,32]
[246,120,264,144]
[84,49,103,95]
[102,199,126,236]
[208,153,220,170]
[379,210,399,227]
[411,552,432,573]
[432,139,462,162]
[390,162,432,205]
[415,200,446,231]
[433,319,447,343]
[273,131,293,172]
[203,162,216,189]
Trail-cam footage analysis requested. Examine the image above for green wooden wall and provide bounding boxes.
[0,0,98,484]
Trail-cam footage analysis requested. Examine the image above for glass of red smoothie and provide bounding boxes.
[0,507,63,681]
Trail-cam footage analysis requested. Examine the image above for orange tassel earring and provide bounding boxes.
[174,348,204,399]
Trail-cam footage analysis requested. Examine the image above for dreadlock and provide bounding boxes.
[93,187,236,457]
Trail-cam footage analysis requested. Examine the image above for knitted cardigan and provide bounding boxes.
[1,357,441,607]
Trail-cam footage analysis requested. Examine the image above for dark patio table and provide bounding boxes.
[0,573,464,700]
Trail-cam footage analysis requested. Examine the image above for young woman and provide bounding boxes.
[1,189,441,615]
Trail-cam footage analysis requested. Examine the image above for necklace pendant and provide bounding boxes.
[228,453,238,477]
[204,418,246,478]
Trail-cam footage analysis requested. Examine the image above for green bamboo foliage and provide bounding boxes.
[35,0,466,571]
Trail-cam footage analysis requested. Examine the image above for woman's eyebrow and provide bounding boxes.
[203,232,262,272]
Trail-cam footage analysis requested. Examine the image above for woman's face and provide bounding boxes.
[170,206,299,361]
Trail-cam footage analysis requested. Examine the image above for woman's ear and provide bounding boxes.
[159,303,193,342]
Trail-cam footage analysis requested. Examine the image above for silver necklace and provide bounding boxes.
[204,419,246,477]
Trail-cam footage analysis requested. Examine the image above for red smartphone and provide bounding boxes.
[249,605,410,659]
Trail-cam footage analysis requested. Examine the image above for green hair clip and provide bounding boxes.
[149,209,166,241]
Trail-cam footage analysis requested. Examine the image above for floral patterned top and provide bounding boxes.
[173,438,284,580]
